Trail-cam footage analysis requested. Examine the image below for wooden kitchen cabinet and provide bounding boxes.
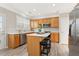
[15,34,20,47]
[30,17,59,30]
[38,18,50,24]
[27,36,34,55]
[8,34,20,48]
[30,20,39,30]
[51,32,59,43]
[33,20,39,29]
[43,19,50,24]
[38,18,49,24]
[38,19,43,24]
[51,17,59,28]
[27,36,44,56]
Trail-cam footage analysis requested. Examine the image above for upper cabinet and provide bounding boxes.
[43,18,50,24]
[50,17,59,28]
[30,20,39,30]
[38,18,50,24]
[30,17,59,30]
[38,19,43,24]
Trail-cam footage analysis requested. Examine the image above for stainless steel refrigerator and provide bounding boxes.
[69,6,79,45]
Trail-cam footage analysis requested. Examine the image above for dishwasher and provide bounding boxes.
[20,33,26,46]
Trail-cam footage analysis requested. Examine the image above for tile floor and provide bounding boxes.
[0,43,79,56]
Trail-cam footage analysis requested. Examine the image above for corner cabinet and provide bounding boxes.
[51,32,59,43]
[50,17,59,28]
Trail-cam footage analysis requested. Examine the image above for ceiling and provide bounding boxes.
[0,3,77,18]
[70,3,79,19]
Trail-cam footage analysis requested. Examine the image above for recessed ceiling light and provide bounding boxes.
[33,9,36,11]
[52,4,55,7]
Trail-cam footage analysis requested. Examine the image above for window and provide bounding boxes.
[16,16,30,31]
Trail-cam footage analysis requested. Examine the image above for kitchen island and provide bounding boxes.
[27,32,51,56]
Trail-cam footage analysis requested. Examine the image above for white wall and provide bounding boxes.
[0,7,17,49]
[59,13,69,44]
[0,7,16,33]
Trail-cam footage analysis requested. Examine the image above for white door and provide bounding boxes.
[0,16,6,49]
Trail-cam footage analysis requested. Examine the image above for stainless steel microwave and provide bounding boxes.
[42,24,50,28]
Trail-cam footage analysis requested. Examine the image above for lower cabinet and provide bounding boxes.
[27,36,43,56]
[27,35,51,56]
[8,33,32,49]
[51,32,59,43]
[15,34,20,47]
[8,34,20,48]
[50,17,59,28]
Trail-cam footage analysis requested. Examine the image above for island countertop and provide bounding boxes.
[27,32,50,37]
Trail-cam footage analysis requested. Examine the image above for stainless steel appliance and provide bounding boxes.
[69,4,79,45]
[42,24,50,28]
[20,33,26,45]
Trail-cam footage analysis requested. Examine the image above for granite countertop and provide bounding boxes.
[27,33,50,37]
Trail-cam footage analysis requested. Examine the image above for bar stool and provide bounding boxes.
[40,39,51,56]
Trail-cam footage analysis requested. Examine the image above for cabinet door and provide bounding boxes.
[43,19,50,24]
[51,17,59,28]
[33,20,39,29]
[30,20,39,30]
[51,32,59,43]
[33,37,44,56]
[27,36,35,56]
[27,36,43,56]
[8,34,15,48]
[38,19,43,24]
[15,34,20,48]
[43,19,47,24]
